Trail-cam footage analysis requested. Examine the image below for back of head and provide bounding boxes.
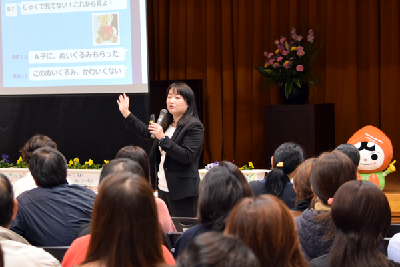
[20,135,57,164]
[224,195,307,267]
[264,142,304,196]
[335,144,360,167]
[176,232,260,267]
[0,173,14,227]
[29,147,67,188]
[329,180,391,267]
[293,158,315,206]
[85,172,164,267]
[198,161,253,231]
[311,150,357,204]
[115,146,150,181]
[99,158,145,185]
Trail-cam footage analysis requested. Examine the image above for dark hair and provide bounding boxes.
[99,158,145,185]
[0,173,14,227]
[115,146,150,182]
[19,135,57,164]
[335,144,360,167]
[29,147,67,188]
[84,172,165,267]
[264,142,304,196]
[198,161,253,231]
[176,232,260,267]
[225,195,308,267]
[329,180,393,267]
[293,158,315,207]
[163,82,198,127]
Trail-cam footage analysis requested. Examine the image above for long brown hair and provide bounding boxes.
[329,180,394,267]
[83,172,165,267]
[293,158,315,207]
[311,150,357,239]
[224,195,307,267]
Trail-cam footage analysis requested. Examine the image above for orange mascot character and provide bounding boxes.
[347,125,396,190]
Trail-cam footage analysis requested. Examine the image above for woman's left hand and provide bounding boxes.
[148,123,165,140]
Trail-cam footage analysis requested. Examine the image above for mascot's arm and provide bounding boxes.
[368,173,381,189]
[384,160,396,177]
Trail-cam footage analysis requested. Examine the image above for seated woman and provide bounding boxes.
[296,150,357,261]
[62,172,174,267]
[173,161,253,258]
[175,232,260,267]
[249,142,304,209]
[309,180,400,267]
[115,145,176,234]
[224,195,307,267]
[291,158,315,212]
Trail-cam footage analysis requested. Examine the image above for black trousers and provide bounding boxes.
[158,190,198,217]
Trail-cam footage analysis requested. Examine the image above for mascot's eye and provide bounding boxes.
[371,154,378,160]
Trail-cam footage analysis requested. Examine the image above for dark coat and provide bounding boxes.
[124,113,203,200]
[295,209,333,261]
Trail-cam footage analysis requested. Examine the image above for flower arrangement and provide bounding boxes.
[0,154,109,169]
[0,154,13,168]
[239,162,254,170]
[256,27,323,98]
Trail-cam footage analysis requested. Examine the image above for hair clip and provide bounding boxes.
[276,162,284,168]
[327,198,333,205]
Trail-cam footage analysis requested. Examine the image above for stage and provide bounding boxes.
[384,172,400,223]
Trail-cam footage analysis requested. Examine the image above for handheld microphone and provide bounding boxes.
[151,109,168,139]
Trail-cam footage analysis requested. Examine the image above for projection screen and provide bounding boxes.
[0,0,148,95]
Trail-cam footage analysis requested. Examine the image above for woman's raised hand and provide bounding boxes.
[117,93,131,118]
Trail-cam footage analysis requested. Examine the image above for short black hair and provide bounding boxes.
[335,144,360,167]
[115,146,150,182]
[29,147,68,188]
[99,158,145,185]
[0,173,14,227]
[198,161,253,231]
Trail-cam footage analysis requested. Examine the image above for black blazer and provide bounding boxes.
[124,113,204,200]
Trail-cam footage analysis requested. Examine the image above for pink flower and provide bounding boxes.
[296,46,303,51]
[277,57,283,62]
[296,65,304,72]
[296,35,303,41]
[297,50,305,56]
[268,59,274,65]
[307,29,314,43]
[263,51,268,57]
[267,53,273,58]
[275,40,280,45]
[283,63,289,69]
[282,51,288,56]
[280,37,286,44]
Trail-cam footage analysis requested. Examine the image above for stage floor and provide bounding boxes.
[383,172,400,223]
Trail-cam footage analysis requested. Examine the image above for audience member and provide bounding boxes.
[292,158,315,212]
[0,173,60,266]
[296,150,357,261]
[62,172,174,267]
[13,135,57,197]
[115,145,176,233]
[173,161,253,258]
[335,143,361,180]
[10,147,96,246]
[224,195,307,267]
[310,180,400,267]
[249,142,304,208]
[175,232,260,267]
[74,157,175,238]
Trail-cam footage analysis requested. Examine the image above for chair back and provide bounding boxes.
[171,217,198,232]
[166,232,182,253]
[39,246,69,262]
